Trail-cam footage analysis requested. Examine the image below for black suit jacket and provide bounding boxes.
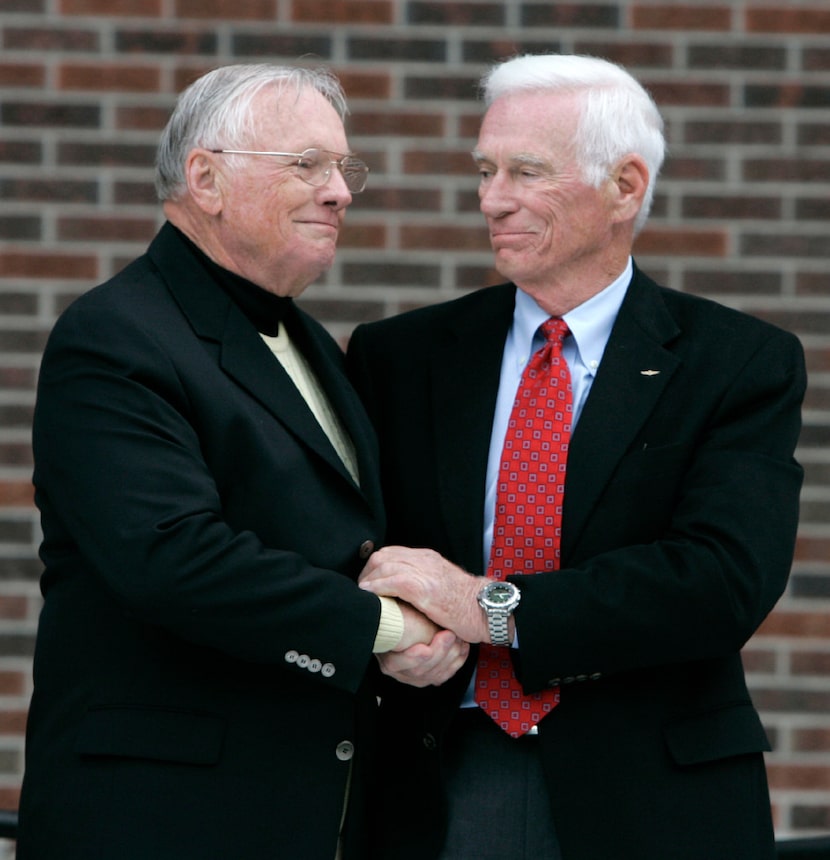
[347,266,806,860]
[19,223,386,859]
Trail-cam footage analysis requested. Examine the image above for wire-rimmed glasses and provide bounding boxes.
[210,147,369,193]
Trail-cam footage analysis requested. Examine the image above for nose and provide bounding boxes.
[319,166,352,208]
[479,172,517,218]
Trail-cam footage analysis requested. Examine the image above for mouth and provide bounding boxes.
[490,229,533,244]
[299,220,339,234]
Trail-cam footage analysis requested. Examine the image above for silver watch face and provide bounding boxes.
[480,581,520,611]
[486,583,515,605]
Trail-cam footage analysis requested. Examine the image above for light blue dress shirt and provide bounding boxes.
[462,258,632,707]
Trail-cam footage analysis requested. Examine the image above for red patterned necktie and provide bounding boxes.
[476,318,572,737]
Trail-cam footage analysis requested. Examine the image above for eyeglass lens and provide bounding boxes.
[298,149,368,192]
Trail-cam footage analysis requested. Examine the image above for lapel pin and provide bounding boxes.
[640,369,661,376]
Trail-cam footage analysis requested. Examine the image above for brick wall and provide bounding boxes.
[0,0,828,841]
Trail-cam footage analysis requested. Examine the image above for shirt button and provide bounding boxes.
[336,741,354,761]
[359,540,375,560]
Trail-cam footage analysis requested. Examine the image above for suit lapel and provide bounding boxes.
[429,285,516,574]
[148,224,376,507]
[562,269,681,561]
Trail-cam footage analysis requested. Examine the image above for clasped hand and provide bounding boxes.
[360,546,490,688]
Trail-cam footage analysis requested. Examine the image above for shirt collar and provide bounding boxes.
[513,257,632,375]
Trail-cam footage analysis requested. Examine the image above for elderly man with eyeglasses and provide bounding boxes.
[18,63,465,860]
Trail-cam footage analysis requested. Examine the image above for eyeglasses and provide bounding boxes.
[210,147,369,193]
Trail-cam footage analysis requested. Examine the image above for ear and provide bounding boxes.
[609,154,649,224]
[184,149,224,216]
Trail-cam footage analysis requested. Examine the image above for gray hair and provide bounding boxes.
[155,63,349,201]
[481,54,666,234]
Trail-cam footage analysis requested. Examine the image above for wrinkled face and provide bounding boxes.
[211,85,353,296]
[473,90,617,293]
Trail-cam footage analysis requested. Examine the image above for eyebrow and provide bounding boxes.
[471,150,552,171]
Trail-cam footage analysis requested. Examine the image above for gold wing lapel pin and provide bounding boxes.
[640,369,661,376]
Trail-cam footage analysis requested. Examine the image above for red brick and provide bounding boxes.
[0,598,27,621]
[766,764,830,791]
[632,4,732,31]
[4,26,99,51]
[643,80,730,107]
[351,111,445,137]
[791,652,830,676]
[115,28,217,55]
[358,187,441,212]
[572,41,673,67]
[409,1,504,26]
[682,195,781,220]
[0,672,24,696]
[61,0,162,14]
[741,233,830,259]
[0,252,97,279]
[744,158,830,183]
[334,70,391,100]
[401,225,490,252]
[59,64,161,92]
[57,216,157,243]
[797,272,830,296]
[0,787,19,811]
[174,0,276,19]
[292,0,392,24]
[0,63,45,87]
[404,149,475,176]
[633,228,727,257]
[116,105,171,132]
[746,8,830,34]
[757,611,830,638]
[741,647,777,673]
[0,710,28,735]
[793,728,830,753]
[339,222,387,249]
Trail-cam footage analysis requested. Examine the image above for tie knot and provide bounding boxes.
[540,317,570,346]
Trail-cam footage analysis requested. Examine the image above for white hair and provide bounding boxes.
[482,54,666,234]
[155,63,349,202]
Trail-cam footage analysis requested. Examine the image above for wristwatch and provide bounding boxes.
[477,580,521,646]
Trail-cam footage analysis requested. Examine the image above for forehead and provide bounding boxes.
[252,85,348,150]
[476,90,580,161]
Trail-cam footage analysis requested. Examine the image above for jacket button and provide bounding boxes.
[321,663,336,678]
[422,733,437,751]
[285,650,299,664]
[297,654,310,668]
[336,741,354,761]
[359,540,375,560]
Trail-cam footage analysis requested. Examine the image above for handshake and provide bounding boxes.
[359,546,509,688]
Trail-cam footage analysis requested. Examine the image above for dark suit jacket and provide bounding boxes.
[19,223,386,859]
[347,266,806,860]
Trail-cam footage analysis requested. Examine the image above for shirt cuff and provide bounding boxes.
[372,596,405,653]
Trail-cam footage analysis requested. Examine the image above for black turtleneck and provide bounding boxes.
[173,225,293,336]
